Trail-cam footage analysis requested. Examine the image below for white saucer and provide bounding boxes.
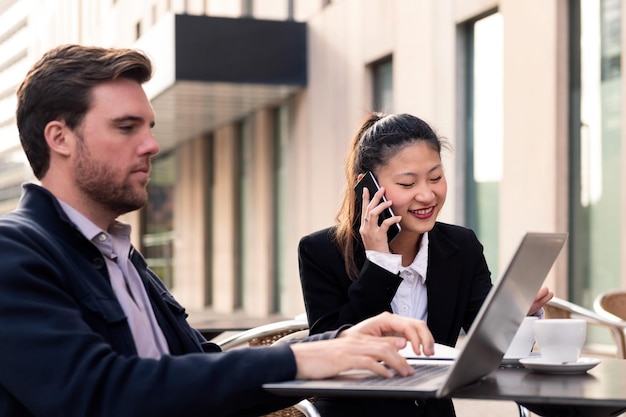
[519,357,601,374]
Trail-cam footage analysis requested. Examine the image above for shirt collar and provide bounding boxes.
[57,200,104,241]
[400,232,429,284]
[57,199,132,258]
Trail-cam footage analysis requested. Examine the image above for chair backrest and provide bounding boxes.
[594,290,626,321]
[214,318,315,417]
[272,329,310,345]
[216,318,309,350]
[544,299,572,319]
[592,291,626,359]
[545,297,607,321]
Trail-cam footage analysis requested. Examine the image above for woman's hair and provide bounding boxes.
[16,44,153,179]
[334,112,447,281]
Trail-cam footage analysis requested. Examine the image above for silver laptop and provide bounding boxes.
[264,232,567,399]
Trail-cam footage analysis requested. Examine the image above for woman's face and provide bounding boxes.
[375,141,447,236]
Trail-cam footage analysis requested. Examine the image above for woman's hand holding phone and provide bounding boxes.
[359,187,394,252]
[357,184,402,252]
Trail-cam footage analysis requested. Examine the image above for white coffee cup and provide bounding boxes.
[504,316,538,358]
[533,318,587,363]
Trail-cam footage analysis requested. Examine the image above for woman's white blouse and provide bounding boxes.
[365,233,430,321]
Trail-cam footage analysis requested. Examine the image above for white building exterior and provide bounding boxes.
[0,0,623,348]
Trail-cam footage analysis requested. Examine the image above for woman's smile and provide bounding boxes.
[408,206,435,219]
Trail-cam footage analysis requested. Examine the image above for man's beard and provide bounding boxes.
[74,139,148,216]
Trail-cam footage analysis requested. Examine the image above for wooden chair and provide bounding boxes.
[214,317,319,417]
[593,290,626,359]
[545,296,626,358]
[594,290,626,320]
[273,329,310,345]
[545,297,602,320]
[216,318,309,350]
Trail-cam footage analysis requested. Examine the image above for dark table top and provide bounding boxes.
[454,358,626,417]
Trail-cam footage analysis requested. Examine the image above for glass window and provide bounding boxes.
[0,147,30,213]
[569,0,622,345]
[242,0,253,17]
[143,152,175,288]
[464,12,503,275]
[235,119,252,309]
[204,134,215,306]
[272,104,289,313]
[372,57,393,112]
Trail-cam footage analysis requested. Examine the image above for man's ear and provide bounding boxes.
[44,120,71,157]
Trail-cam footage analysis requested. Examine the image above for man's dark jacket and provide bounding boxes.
[0,184,324,417]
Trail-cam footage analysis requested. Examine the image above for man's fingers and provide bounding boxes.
[341,312,436,357]
[291,338,416,380]
[359,313,435,356]
[347,340,414,377]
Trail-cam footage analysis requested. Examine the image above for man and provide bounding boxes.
[0,44,434,417]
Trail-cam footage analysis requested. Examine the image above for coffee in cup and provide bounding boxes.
[533,318,586,363]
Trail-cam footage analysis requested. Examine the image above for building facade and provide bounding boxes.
[0,0,623,347]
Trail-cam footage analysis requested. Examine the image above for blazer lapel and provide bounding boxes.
[426,228,464,344]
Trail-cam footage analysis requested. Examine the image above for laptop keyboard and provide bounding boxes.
[345,364,449,387]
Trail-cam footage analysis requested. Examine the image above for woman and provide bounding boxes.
[299,112,551,416]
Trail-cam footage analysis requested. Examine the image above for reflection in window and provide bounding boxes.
[143,152,175,288]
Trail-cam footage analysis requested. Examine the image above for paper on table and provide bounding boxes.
[399,342,459,360]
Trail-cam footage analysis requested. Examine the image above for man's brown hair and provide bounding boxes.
[16,44,153,179]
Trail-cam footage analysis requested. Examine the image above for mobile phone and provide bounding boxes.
[354,171,401,243]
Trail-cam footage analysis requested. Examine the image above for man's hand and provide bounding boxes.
[340,311,435,355]
[290,312,434,380]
